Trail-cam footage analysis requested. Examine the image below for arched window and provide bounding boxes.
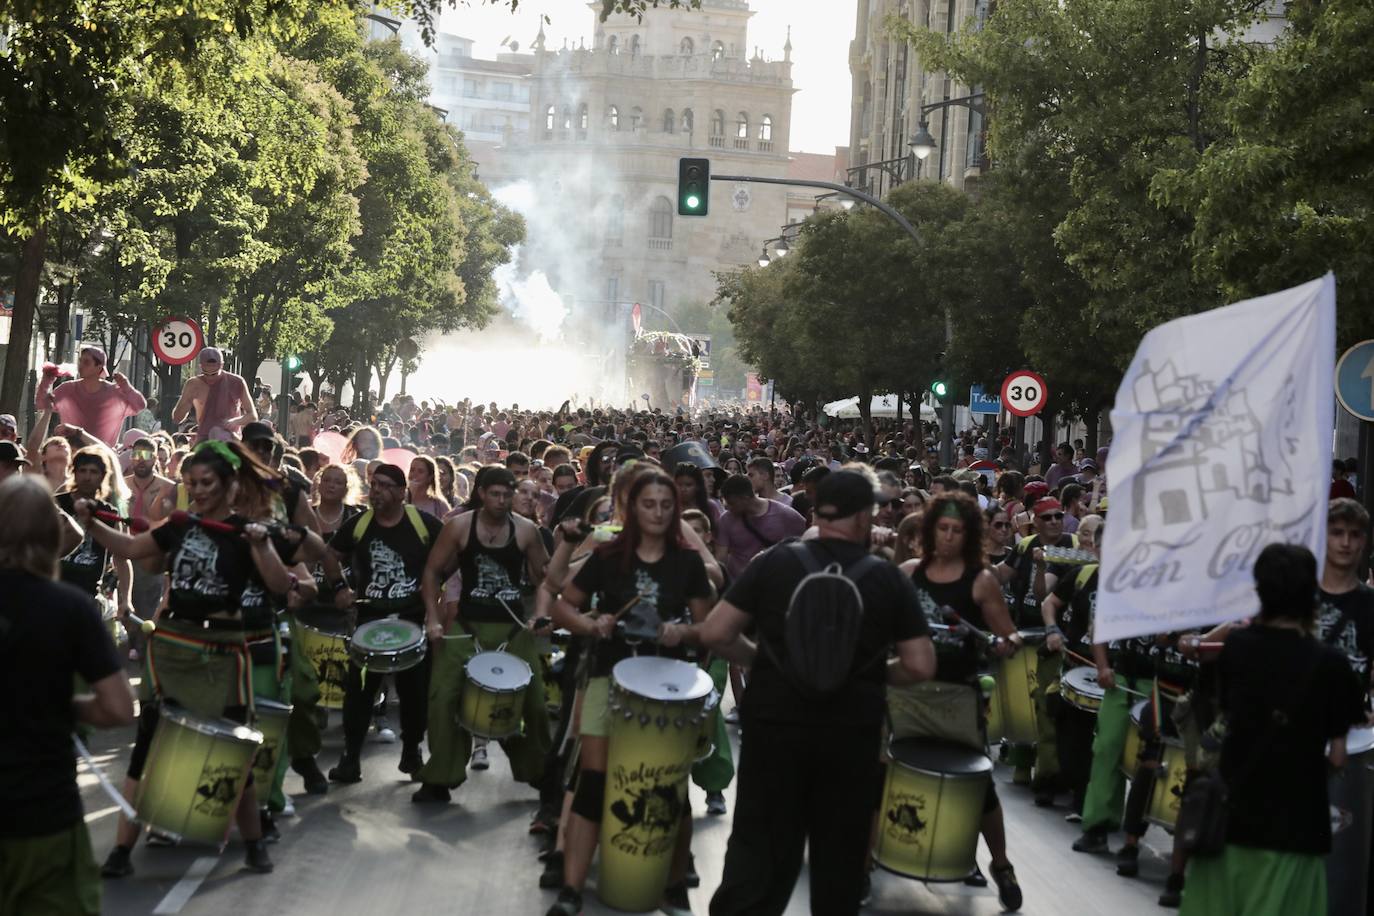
[561,106,572,129]
[607,105,619,129]
[630,34,641,56]
[579,103,588,130]
[680,36,694,55]
[663,108,675,133]
[649,196,673,239]
[736,111,749,139]
[607,35,619,55]
[681,109,694,133]
[607,194,624,240]
[630,107,643,131]
[758,114,773,141]
[711,40,725,61]
[545,105,555,131]
[710,109,725,136]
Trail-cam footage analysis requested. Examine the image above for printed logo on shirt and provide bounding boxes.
[471,553,521,602]
[365,538,417,601]
[66,535,103,570]
[171,527,228,598]
[1318,601,1369,679]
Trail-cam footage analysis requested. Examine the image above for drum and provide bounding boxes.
[1326,726,1374,916]
[295,608,350,710]
[694,689,721,762]
[1061,666,1104,713]
[250,697,292,791]
[875,738,992,882]
[349,617,426,673]
[600,657,713,912]
[459,650,532,740]
[1121,700,1147,777]
[1145,738,1188,828]
[981,673,1003,744]
[992,629,1045,746]
[135,704,263,847]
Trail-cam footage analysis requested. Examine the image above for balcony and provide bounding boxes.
[757,140,773,153]
[648,238,673,251]
[708,135,725,148]
[733,138,750,151]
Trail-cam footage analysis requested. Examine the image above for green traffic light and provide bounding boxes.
[685,194,700,210]
[284,356,302,371]
[930,380,948,398]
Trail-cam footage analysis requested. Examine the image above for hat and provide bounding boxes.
[0,414,16,431]
[853,443,869,455]
[0,441,28,465]
[372,463,406,488]
[241,421,275,443]
[1078,458,1098,472]
[662,440,719,472]
[1032,497,1064,516]
[1022,481,1050,500]
[198,347,223,364]
[814,470,878,521]
[951,468,980,483]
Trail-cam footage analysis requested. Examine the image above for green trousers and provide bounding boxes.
[691,657,735,793]
[286,617,323,760]
[1081,681,1133,832]
[418,620,552,789]
[249,629,291,813]
[1181,844,1327,916]
[0,822,101,916]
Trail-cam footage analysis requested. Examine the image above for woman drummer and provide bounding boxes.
[88,440,296,878]
[892,492,1024,910]
[546,469,714,916]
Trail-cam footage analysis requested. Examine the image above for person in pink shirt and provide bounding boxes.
[37,346,146,447]
[171,347,257,442]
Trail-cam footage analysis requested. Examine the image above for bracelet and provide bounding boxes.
[1046,625,1064,638]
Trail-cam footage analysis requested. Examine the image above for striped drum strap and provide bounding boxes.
[146,627,253,710]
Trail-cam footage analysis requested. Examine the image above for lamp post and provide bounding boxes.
[909,92,986,182]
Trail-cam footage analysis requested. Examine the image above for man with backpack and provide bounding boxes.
[715,473,807,578]
[666,468,935,916]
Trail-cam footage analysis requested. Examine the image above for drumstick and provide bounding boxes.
[92,509,150,533]
[169,510,289,539]
[941,609,998,645]
[73,734,138,820]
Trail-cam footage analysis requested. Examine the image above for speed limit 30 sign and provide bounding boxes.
[1000,370,1048,417]
[152,317,205,365]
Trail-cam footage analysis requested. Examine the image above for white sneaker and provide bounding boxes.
[373,717,398,744]
[279,799,296,818]
[470,743,489,771]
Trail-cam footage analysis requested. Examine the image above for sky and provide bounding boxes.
[438,0,858,154]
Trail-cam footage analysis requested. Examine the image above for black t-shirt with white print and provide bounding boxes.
[152,514,256,618]
[1316,582,1374,688]
[55,491,115,597]
[328,509,442,621]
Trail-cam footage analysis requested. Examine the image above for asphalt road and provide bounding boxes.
[80,680,1176,916]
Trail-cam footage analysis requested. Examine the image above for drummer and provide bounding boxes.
[54,446,134,619]
[546,469,713,916]
[86,439,295,878]
[413,466,552,804]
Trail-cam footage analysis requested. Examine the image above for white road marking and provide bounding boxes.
[152,856,219,915]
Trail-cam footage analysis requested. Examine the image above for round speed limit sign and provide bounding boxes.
[1000,370,1048,417]
[151,317,204,366]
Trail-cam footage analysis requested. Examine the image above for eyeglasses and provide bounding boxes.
[992,521,1012,529]
[132,449,155,460]
[1038,512,1066,522]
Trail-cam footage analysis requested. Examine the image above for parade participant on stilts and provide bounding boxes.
[413,466,552,804]
[89,439,294,877]
[36,346,147,447]
[0,475,135,916]
[171,348,257,444]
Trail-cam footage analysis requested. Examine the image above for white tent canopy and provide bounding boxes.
[822,394,936,420]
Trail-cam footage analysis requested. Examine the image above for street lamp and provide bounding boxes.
[909,121,937,161]
[773,236,791,257]
[757,249,771,268]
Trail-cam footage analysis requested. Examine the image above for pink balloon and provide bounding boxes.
[382,448,417,476]
[313,431,347,464]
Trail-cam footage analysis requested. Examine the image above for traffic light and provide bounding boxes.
[678,157,709,216]
[930,378,949,400]
[281,355,303,395]
[283,355,302,372]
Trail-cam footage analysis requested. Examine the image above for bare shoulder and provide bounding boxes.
[897,557,921,576]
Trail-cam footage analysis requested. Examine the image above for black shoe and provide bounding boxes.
[244,839,274,873]
[1033,788,1056,807]
[991,863,1023,911]
[1072,828,1109,854]
[859,872,873,906]
[539,850,565,889]
[1116,843,1140,877]
[530,803,559,835]
[399,743,424,776]
[705,791,727,816]
[545,885,582,916]
[100,845,134,878]
[685,852,700,889]
[660,881,692,916]
[1158,873,1184,908]
[964,864,988,887]
[292,756,329,795]
[411,783,451,804]
[328,753,362,784]
[259,809,280,844]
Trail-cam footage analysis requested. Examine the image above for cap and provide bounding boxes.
[1078,459,1098,472]
[1022,481,1050,500]
[0,441,29,465]
[814,470,877,521]
[0,414,16,430]
[241,421,276,443]
[372,463,406,488]
[1032,497,1064,516]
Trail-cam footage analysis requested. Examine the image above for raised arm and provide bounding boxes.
[422,518,466,642]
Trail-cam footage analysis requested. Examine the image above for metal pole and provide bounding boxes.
[1360,421,1374,520]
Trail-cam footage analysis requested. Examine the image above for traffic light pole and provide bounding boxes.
[709,172,956,466]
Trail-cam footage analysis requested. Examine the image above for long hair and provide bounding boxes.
[0,475,63,578]
[434,455,458,504]
[341,425,383,464]
[610,461,658,523]
[71,443,130,511]
[183,439,284,520]
[919,492,985,572]
[313,462,361,506]
[584,440,618,488]
[673,462,711,514]
[600,469,686,571]
[408,455,441,503]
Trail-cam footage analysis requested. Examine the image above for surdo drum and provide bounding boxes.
[875,738,992,882]
[459,650,532,740]
[295,608,350,709]
[249,697,292,791]
[992,628,1045,746]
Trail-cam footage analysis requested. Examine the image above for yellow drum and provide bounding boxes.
[981,673,1003,744]
[1061,666,1104,713]
[136,704,262,847]
[459,650,532,739]
[601,656,713,912]
[875,738,992,882]
[694,688,720,762]
[1121,699,1147,777]
[296,608,350,710]
[250,697,292,790]
[1146,739,1188,828]
[993,629,1044,746]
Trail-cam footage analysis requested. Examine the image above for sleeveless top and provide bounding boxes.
[910,562,985,685]
[196,372,242,443]
[458,512,525,624]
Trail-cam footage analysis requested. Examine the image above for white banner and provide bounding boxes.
[1096,274,1336,642]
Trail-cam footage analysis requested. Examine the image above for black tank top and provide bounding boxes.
[910,562,985,684]
[459,511,525,623]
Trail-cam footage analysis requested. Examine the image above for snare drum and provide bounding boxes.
[135,704,262,847]
[875,738,992,882]
[1326,726,1374,916]
[993,629,1045,746]
[250,697,292,791]
[600,657,713,912]
[349,617,427,673]
[295,608,350,710]
[459,650,532,740]
[1061,666,1104,713]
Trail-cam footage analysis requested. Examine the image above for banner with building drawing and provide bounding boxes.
[1095,274,1336,642]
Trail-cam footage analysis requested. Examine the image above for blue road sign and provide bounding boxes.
[970,384,1001,415]
[1336,340,1374,422]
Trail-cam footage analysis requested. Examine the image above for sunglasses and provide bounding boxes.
[1038,512,1066,522]
[992,521,1012,529]
[132,449,155,460]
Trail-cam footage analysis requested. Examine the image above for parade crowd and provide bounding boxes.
[1,344,1371,916]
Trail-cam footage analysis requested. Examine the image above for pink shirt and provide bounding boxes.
[50,380,146,446]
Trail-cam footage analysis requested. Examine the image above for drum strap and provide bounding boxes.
[146,629,252,709]
[456,618,524,652]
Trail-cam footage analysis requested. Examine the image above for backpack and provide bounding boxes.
[762,542,886,697]
[352,506,431,545]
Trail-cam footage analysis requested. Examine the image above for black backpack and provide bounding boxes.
[762,542,886,696]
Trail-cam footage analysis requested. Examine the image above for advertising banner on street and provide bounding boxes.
[745,373,763,402]
[1096,274,1336,641]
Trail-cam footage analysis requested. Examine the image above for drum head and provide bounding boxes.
[467,651,532,690]
[703,688,721,714]
[1130,699,1148,728]
[353,618,422,652]
[1063,666,1103,698]
[161,703,262,746]
[888,737,992,776]
[1016,627,1048,645]
[295,607,350,635]
[252,698,292,716]
[612,656,712,702]
[1346,726,1374,756]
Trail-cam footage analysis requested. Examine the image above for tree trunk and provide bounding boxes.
[895,389,904,425]
[53,281,72,363]
[1085,408,1101,455]
[207,298,220,348]
[857,379,873,446]
[1,226,47,418]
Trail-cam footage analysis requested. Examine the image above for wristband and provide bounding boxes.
[1046,625,1064,638]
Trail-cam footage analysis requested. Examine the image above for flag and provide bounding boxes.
[1095,275,1336,642]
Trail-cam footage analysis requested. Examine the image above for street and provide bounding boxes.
[84,680,1175,916]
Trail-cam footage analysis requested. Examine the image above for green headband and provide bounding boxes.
[193,440,241,470]
[939,500,964,521]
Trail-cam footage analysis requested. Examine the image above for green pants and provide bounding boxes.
[1081,681,1134,832]
[249,629,291,812]
[0,822,101,916]
[1181,844,1327,916]
[691,657,735,793]
[1033,651,1060,783]
[286,616,323,760]
[418,620,551,789]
